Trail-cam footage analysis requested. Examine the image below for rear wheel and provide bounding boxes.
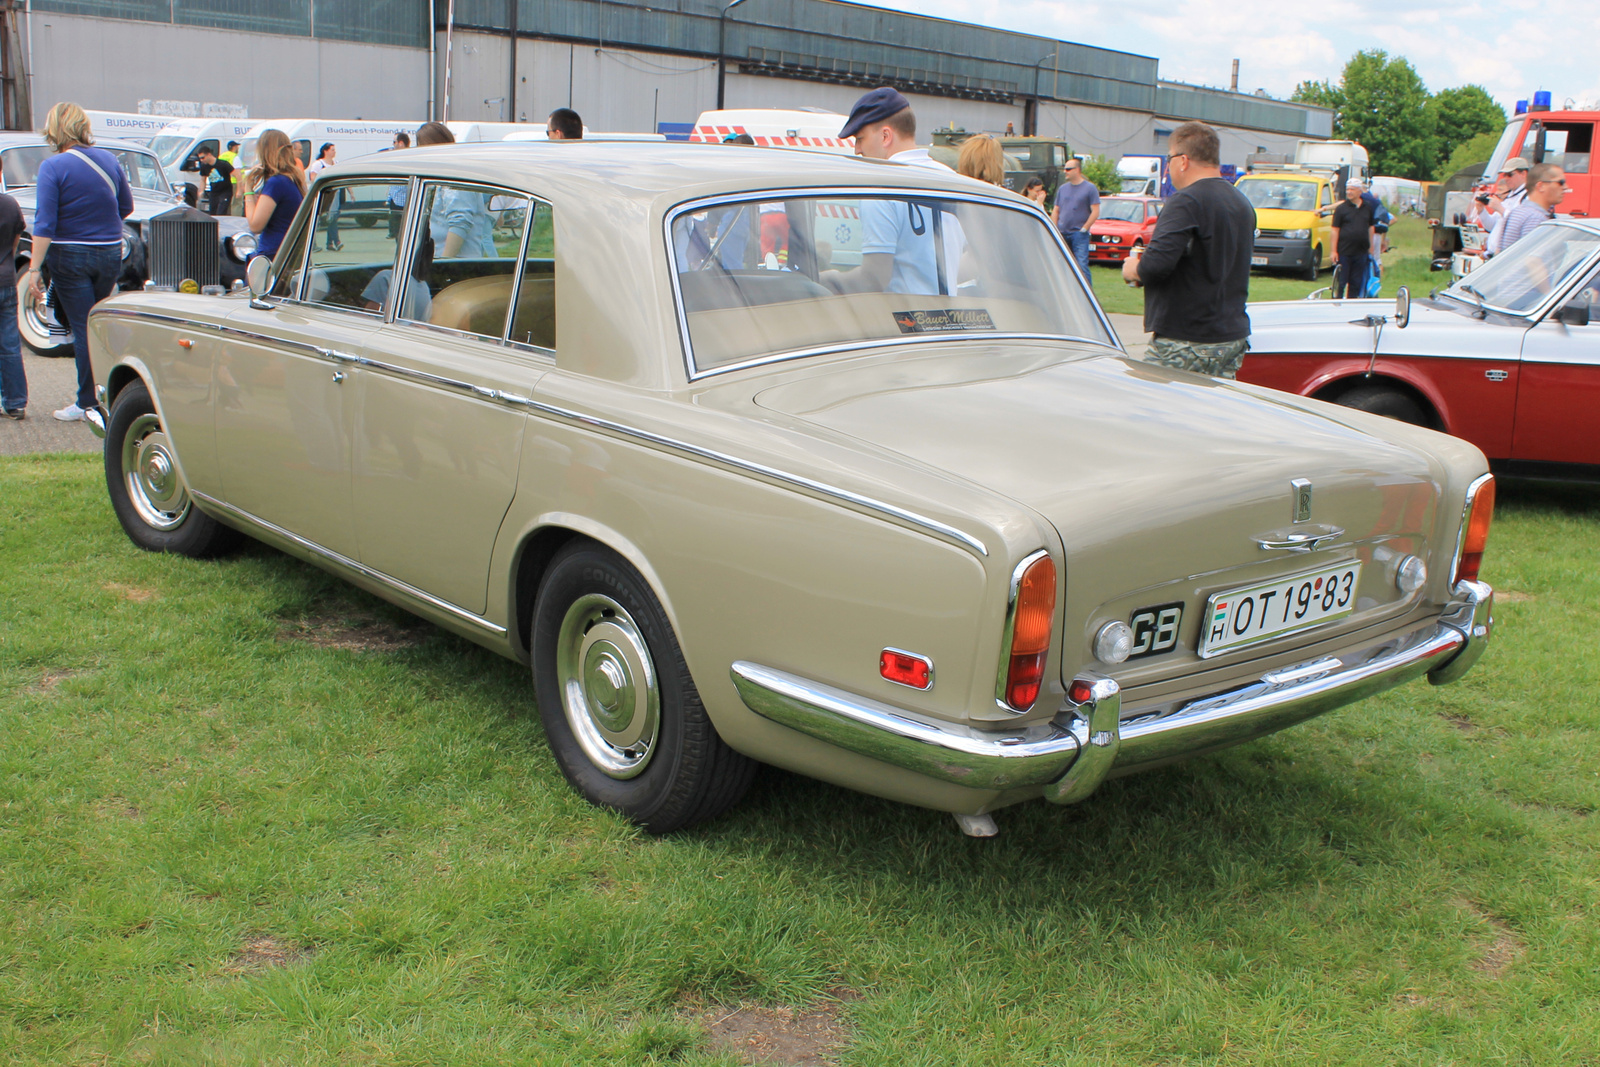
[1335,383,1427,426]
[104,381,237,557]
[531,542,755,833]
[17,274,74,357]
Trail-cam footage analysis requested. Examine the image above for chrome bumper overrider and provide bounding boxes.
[729,581,1492,804]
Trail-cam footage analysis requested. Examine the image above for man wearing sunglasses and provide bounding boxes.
[1498,163,1568,252]
[1052,156,1100,281]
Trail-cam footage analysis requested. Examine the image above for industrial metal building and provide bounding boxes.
[22,0,1331,164]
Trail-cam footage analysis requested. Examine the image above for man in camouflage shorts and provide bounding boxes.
[1122,121,1255,378]
[1143,335,1249,379]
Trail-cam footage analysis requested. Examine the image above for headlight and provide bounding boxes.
[120,232,134,261]
[225,232,257,264]
[1105,235,1121,243]
[1283,229,1311,240]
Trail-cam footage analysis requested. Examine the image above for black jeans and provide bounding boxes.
[47,242,122,410]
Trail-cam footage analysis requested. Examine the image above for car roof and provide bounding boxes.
[0,133,157,154]
[321,140,1015,209]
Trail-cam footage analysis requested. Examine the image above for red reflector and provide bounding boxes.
[880,649,932,690]
[1455,477,1495,584]
[1068,679,1094,705]
[1004,555,1057,711]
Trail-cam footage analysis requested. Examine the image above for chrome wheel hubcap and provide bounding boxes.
[555,593,660,779]
[122,413,191,530]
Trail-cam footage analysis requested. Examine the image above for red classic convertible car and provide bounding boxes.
[1088,195,1161,263]
[1241,216,1600,481]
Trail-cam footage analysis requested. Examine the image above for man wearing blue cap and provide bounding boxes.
[823,87,964,295]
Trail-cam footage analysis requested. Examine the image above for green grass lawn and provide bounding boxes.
[3,456,1598,1065]
[1093,216,1444,318]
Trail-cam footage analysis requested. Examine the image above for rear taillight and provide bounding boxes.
[1000,552,1057,712]
[1454,474,1495,584]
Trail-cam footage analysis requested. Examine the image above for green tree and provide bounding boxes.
[1080,153,1119,195]
[1337,50,1436,180]
[1291,79,1345,124]
[1428,85,1506,174]
[1437,131,1499,182]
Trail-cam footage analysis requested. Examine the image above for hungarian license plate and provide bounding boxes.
[1251,255,1268,266]
[1198,561,1361,658]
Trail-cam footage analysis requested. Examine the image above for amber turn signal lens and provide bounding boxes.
[1455,476,1495,584]
[1005,555,1057,711]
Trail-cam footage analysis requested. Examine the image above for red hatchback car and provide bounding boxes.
[1089,195,1161,263]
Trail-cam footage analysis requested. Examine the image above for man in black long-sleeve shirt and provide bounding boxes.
[1122,121,1255,377]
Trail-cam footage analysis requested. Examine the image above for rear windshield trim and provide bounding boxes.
[664,185,1115,382]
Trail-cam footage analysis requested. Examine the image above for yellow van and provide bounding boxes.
[1235,172,1335,280]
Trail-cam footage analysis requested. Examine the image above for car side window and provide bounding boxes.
[396,182,531,342]
[508,199,556,351]
[300,182,407,316]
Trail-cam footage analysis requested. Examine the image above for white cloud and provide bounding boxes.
[866,0,1595,115]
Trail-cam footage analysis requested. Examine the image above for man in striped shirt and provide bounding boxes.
[1498,163,1568,252]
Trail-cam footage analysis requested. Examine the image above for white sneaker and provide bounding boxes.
[52,403,87,422]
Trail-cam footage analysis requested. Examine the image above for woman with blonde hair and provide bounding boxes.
[956,134,1005,187]
[26,101,134,422]
[244,128,307,262]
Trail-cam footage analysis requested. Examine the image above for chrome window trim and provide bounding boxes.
[993,548,1052,712]
[692,333,1121,380]
[381,176,424,324]
[90,307,987,560]
[663,185,1122,383]
[191,491,506,637]
[395,178,535,343]
[503,195,554,349]
[1449,472,1495,585]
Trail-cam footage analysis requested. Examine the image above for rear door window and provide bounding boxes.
[395,182,532,342]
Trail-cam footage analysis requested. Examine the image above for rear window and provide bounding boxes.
[669,192,1111,376]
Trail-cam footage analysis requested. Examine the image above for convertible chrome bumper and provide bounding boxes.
[730,581,1493,804]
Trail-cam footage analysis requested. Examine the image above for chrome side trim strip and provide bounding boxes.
[192,491,507,637]
[730,660,1081,790]
[683,333,1119,381]
[92,308,986,558]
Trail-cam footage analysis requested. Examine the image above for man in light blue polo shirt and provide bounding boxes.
[821,87,964,296]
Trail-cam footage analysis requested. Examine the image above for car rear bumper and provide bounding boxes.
[729,580,1492,804]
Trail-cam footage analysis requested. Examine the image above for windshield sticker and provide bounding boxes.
[893,308,996,334]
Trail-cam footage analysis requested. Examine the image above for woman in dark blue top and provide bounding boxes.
[244,128,307,261]
[24,101,135,422]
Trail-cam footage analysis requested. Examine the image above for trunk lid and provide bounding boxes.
[749,344,1445,688]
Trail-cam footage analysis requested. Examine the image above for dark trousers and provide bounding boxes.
[0,285,23,411]
[207,185,233,215]
[1336,252,1369,299]
[47,243,121,410]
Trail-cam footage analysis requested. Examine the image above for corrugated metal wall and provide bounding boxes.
[1156,84,1327,138]
[34,0,429,46]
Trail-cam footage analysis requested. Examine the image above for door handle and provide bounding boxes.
[332,371,346,383]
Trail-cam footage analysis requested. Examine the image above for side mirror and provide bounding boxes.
[246,255,272,298]
[1555,302,1591,327]
[1394,286,1411,328]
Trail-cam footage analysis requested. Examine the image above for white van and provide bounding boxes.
[239,119,419,171]
[84,110,172,145]
[689,109,852,154]
[149,118,263,190]
[446,121,543,143]
[1368,175,1424,216]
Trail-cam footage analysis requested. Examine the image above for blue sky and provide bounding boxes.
[866,0,1600,117]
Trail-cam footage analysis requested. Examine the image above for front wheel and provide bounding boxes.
[1335,383,1428,426]
[531,542,755,833]
[1302,246,1323,282]
[17,274,74,357]
[104,381,237,557]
